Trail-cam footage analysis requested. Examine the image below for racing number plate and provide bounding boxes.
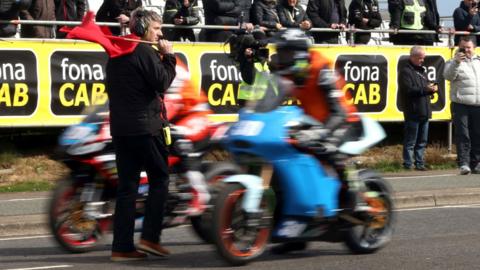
[230,120,264,137]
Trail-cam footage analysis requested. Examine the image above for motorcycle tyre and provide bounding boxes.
[344,170,395,254]
[190,162,242,243]
[49,178,104,253]
[212,183,271,266]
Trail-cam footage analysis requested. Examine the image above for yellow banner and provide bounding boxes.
[0,40,455,127]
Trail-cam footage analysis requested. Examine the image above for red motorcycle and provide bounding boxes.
[49,94,237,253]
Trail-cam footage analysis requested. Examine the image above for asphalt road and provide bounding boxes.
[1,205,480,270]
[1,169,478,217]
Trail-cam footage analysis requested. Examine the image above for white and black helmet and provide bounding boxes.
[272,29,312,75]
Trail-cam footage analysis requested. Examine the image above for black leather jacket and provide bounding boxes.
[348,0,382,30]
[251,0,280,30]
[54,0,87,21]
[277,0,310,28]
[203,0,242,26]
[163,0,200,25]
[400,61,433,120]
[106,44,177,136]
[307,0,347,28]
[0,0,31,37]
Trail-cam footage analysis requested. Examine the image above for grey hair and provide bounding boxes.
[129,8,162,35]
[410,46,425,56]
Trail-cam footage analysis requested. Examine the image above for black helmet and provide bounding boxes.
[272,29,312,76]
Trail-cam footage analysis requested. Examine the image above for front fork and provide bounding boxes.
[78,180,112,220]
[223,164,275,228]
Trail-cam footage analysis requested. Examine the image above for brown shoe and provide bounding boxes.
[111,250,147,262]
[137,239,171,257]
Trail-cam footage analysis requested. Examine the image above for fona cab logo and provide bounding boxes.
[200,54,243,114]
[0,50,38,116]
[0,63,29,107]
[335,55,388,113]
[50,51,108,116]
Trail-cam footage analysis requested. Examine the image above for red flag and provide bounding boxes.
[62,11,140,58]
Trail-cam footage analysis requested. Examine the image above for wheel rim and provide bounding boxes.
[219,189,270,257]
[365,196,388,229]
[52,184,101,248]
[357,193,392,248]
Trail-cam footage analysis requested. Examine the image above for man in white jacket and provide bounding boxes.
[444,36,480,175]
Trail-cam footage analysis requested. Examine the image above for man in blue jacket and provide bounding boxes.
[453,0,480,45]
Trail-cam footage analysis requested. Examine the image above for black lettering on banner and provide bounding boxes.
[200,53,242,114]
[335,55,388,113]
[50,51,108,116]
[396,55,445,112]
[0,50,37,116]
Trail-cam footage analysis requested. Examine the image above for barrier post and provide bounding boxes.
[348,25,355,46]
[448,29,455,49]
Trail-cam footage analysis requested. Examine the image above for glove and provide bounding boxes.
[292,128,330,144]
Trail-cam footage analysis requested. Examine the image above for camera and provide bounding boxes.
[228,30,269,63]
[459,48,466,54]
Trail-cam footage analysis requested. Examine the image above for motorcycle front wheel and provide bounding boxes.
[344,170,395,254]
[212,183,271,266]
[190,162,242,243]
[48,178,109,253]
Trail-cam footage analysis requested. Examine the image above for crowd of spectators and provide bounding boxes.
[0,0,479,46]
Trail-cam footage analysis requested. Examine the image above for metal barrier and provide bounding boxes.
[0,19,476,47]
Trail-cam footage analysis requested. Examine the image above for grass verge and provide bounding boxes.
[356,143,457,172]
[0,143,458,193]
[0,181,54,193]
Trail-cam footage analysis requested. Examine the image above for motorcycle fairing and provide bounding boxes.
[224,106,340,218]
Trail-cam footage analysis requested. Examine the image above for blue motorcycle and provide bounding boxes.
[210,81,394,265]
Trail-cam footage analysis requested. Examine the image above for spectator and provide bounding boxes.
[453,0,480,46]
[0,0,31,37]
[388,0,437,45]
[400,46,437,171]
[424,0,442,45]
[444,36,480,175]
[96,0,142,36]
[19,0,55,38]
[240,0,253,23]
[237,38,272,105]
[200,0,241,42]
[347,0,382,44]
[162,0,200,41]
[306,0,347,44]
[250,0,282,38]
[54,0,87,38]
[277,0,312,31]
[107,8,176,261]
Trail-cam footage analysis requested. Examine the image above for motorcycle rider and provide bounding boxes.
[165,58,212,215]
[269,29,362,254]
[272,29,361,167]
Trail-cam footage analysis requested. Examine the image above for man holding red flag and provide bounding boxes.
[104,8,176,262]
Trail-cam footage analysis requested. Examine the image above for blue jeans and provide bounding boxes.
[403,119,429,168]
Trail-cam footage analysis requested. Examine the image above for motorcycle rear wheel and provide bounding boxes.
[49,178,107,253]
[212,183,271,266]
[344,170,395,254]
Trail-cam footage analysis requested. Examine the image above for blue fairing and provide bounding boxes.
[225,106,340,218]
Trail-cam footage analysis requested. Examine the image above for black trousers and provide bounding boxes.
[451,102,480,168]
[111,134,169,252]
